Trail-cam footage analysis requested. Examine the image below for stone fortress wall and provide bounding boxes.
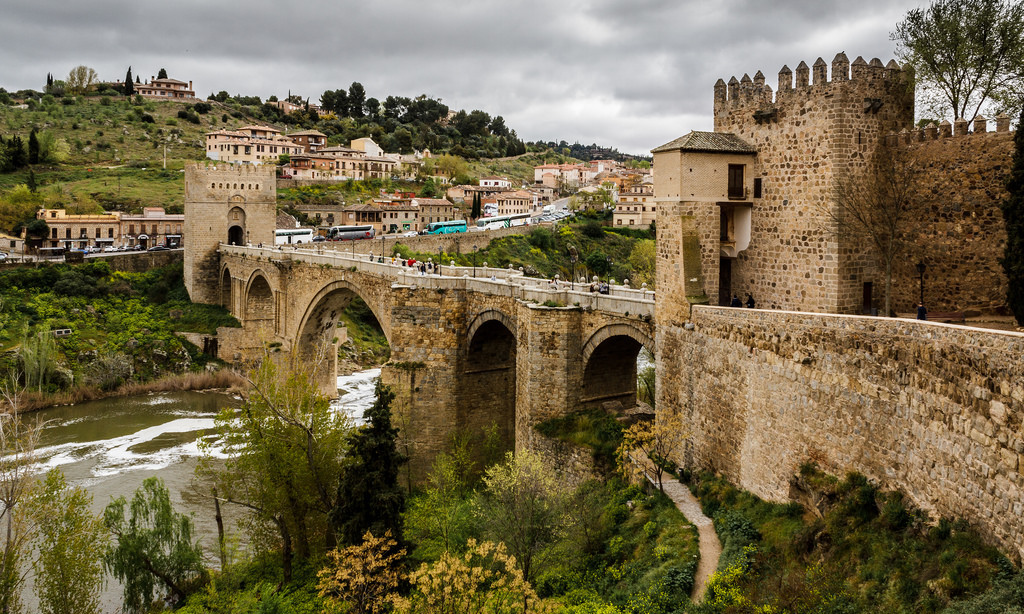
[712,54,914,314]
[658,305,1024,559]
[887,120,1015,314]
[656,52,1024,559]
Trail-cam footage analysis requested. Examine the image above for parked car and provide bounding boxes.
[102,246,118,253]
[147,245,170,252]
[0,252,7,262]
[312,235,326,242]
[402,230,419,237]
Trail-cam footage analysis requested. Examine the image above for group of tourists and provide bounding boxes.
[730,294,756,309]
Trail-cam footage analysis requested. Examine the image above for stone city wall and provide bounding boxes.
[314,225,535,258]
[658,304,1024,558]
[889,125,1015,314]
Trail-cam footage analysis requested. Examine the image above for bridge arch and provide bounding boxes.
[295,279,391,351]
[466,309,517,343]
[581,323,655,410]
[244,270,275,325]
[460,309,518,456]
[219,266,232,309]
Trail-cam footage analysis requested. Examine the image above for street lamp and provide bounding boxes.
[567,244,578,290]
[916,261,926,305]
[472,245,479,278]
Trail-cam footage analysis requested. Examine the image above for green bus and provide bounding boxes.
[425,220,468,234]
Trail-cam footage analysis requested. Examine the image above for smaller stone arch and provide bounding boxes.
[582,323,654,365]
[466,309,517,345]
[220,266,233,310]
[244,270,275,324]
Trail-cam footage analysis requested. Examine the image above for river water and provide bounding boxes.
[25,368,381,611]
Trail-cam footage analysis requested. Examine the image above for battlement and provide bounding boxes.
[885,114,1015,146]
[184,162,276,203]
[714,53,910,110]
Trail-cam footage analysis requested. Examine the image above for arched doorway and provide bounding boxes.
[227,205,246,245]
[460,314,517,456]
[581,325,654,411]
[246,274,274,325]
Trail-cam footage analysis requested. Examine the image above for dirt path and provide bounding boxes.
[633,455,722,603]
[657,477,721,602]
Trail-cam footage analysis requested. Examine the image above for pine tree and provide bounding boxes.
[157,68,167,80]
[46,73,53,91]
[124,66,134,97]
[1001,107,1024,325]
[331,381,407,546]
[27,168,37,193]
[27,129,39,165]
[471,191,482,219]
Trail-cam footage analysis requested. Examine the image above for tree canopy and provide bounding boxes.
[1001,106,1024,324]
[892,0,1024,120]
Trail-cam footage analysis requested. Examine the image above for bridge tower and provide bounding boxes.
[184,163,277,304]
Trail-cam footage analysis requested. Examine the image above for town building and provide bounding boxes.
[135,76,196,100]
[612,181,655,228]
[205,125,303,165]
[287,130,327,153]
[37,209,121,250]
[119,208,185,249]
[480,176,512,188]
[414,198,457,227]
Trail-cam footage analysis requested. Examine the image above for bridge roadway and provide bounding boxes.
[216,243,655,478]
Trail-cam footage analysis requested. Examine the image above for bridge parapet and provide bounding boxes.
[219,244,655,318]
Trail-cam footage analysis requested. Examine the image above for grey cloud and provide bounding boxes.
[0,0,921,154]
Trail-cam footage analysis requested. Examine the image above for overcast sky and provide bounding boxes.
[0,0,924,155]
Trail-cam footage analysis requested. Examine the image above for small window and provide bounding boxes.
[728,165,744,199]
[753,178,762,199]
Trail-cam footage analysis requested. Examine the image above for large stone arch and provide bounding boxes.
[295,279,391,351]
[460,311,518,457]
[580,323,655,410]
[245,270,275,325]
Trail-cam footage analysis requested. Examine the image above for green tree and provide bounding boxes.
[332,381,407,547]
[404,448,477,560]
[627,239,655,287]
[892,0,1024,120]
[201,354,350,580]
[471,191,482,219]
[157,68,168,80]
[65,66,97,96]
[1001,106,1024,324]
[102,477,205,613]
[29,469,106,614]
[0,409,41,614]
[124,67,134,97]
[27,131,38,166]
[348,82,366,118]
[477,450,565,583]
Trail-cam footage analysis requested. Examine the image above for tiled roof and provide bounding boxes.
[651,131,756,154]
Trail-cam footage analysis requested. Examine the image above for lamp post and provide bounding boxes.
[916,261,926,305]
[472,245,478,278]
[381,235,385,263]
[568,244,578,291]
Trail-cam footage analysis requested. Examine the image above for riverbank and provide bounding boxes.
[4,368,248,414]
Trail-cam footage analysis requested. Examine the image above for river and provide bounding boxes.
[25,368,381,612]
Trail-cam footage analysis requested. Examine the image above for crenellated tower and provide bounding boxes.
[184,162,277,304]
[707,53,915,313]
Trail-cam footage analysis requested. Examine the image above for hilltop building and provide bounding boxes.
[135,75,196,100]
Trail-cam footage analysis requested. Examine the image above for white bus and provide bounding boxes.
[475,213,532,231]
[275,228,315,245]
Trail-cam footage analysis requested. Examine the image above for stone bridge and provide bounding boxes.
[215,244,655,474]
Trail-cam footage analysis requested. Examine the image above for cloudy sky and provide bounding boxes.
[0,0,923,155]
